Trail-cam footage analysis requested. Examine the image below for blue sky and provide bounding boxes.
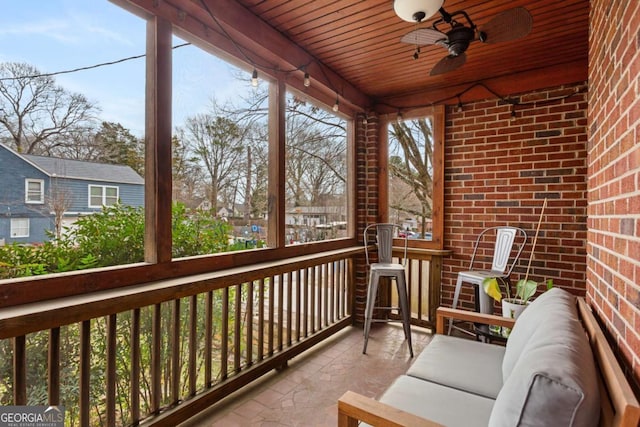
[0,0,251,136]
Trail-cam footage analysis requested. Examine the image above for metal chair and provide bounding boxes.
[362,223,413,357]
[448,226,527,335]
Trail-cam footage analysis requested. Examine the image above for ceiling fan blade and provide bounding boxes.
[480,7,533,44]
[400,28,447,45]
[430,52,467,75]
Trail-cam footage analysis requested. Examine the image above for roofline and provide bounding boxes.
[0,144,144,185]
[0,143,51,177]
[51,175,144,185]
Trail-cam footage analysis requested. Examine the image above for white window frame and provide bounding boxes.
[25,179,45,204]
[10,218,29,238]
[88,185,119,208]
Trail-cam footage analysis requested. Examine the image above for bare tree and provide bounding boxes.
[48,177,74,239]
[181,111,246,214]
[171,133,206,209]
[0,62,99,155]
[285,97,347,207]
[389,118,434,236]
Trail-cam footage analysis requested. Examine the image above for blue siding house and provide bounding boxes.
[0,144,144,244]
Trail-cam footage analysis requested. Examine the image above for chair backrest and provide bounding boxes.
[364,223,408,265]
[469,226,527,275]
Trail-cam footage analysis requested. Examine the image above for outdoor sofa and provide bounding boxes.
[339,287,640,426]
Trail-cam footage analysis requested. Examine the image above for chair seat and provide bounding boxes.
[457,270,508,284]
[376,375,494,427]
[370,262,405,272]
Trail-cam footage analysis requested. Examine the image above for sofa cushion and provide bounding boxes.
[502,287,577,380]
[376,375,495,427]
[489,301,600,426]
[407,334,505,399]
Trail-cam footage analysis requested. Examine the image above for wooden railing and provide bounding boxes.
[390,248,448,329]
[0,246,446,426]
[0,248,358,426]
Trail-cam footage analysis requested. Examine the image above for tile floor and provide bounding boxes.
[180,323,433,427]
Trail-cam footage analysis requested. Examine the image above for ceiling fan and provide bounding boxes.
[395,0,533,75]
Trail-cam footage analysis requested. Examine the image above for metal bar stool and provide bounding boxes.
[362,223,413,357]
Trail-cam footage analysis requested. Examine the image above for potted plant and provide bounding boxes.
[483,276,553,317]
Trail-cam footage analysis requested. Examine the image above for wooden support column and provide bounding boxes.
[145,16,173,263]
[267,79,286,248]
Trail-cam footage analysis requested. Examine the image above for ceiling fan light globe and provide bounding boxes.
[394,0,444,23]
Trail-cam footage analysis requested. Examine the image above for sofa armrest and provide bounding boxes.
[338,391,443,427]
[435,307,516,334]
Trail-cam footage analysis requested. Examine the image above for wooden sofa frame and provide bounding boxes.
[338,298,640,427]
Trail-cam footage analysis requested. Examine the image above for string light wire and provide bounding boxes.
[0,43,191,81]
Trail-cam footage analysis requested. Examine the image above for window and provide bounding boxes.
[385,106,444,248]
[171,37,270,257]
[10,218,29,238]
[89,185,119,207]
[25,179,44,203]
[285,92,350,245]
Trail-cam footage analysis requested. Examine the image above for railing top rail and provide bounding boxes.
[0,246,362,339]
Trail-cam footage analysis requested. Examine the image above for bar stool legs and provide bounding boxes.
[363,269,413,357]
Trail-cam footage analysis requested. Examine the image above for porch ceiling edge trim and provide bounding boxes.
[111,0,371,113]
[373,59,589,114]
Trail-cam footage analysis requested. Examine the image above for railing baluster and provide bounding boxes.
[296,269,302,342]
[332,262,337,321]
[106,314,117,427]
[323,263,329,327]
[205,291,213,386]
[310,266,317,333]
[234,283,242,373]
[416,259,422,321]
[246,280,254,367]
[277,273,284,351]
[131,308,141,425]
[171,299,180,404]
[338,260,347,319]
[189,295,197,397]
[221,288,229,380]
[258,278,265,361]
[336,261,341,320]
[268,275,275,356]
[48,327,60,405]
[287,271,293,347]
[13,335,26,405]
[302,267,308,338]
[152,303,161,413]
[80,321,90,427]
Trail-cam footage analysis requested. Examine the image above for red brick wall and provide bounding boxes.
[441,83,589,312]
[588,0,640,389]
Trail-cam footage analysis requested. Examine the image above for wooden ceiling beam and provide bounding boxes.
[374,59,588,113]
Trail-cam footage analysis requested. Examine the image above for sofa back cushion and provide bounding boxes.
[490,288,600,426]
[501,287,575,379]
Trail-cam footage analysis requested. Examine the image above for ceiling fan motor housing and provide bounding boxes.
[446,24,475,56]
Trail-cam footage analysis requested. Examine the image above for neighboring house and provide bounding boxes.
[285,205,346,228]
[0,144,144,244]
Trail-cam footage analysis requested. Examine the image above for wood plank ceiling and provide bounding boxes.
[118,0,589,113]
[234,0,589,111]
